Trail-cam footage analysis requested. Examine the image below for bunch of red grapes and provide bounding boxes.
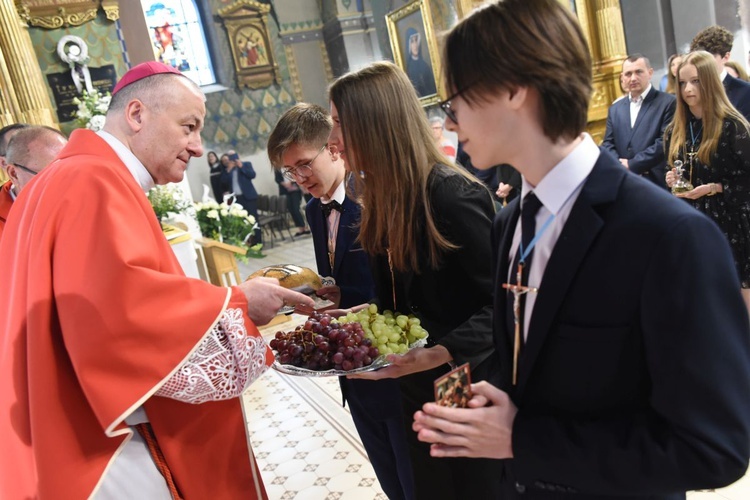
[269,312,380,371]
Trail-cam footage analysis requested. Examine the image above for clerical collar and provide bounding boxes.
[630,84,652,103]
[321,178,346,206]
[520,133,599,216]
[97,130,155,193]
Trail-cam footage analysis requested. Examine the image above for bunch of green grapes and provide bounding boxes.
[339,304,428,356]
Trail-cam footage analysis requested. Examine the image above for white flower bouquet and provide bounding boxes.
[72,90,111,131]
[148,184,192,222]
[194,200,259,260]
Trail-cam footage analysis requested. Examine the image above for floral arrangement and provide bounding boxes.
[194,200,261,260]
[147,184,192,222]
[72,89,111,131]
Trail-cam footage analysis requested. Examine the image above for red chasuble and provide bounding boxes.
[0,180,13,241]
[0,130,272,499]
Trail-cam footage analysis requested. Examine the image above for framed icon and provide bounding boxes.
[386,0,442,107]
[218,0,280,90]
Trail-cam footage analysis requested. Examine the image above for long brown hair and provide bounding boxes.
[328,61,476,272]
[666,51,750,166]
[665,54,681,94]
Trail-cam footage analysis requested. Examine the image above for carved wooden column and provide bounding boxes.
[0,0,56,126]
[0,41,21,127]
[573,0,627,142]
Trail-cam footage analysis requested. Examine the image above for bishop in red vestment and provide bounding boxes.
[0,63,312,499]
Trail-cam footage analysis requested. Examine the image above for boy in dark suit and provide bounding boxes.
[601,54,675,188]
[267,103,415,500]
[414,1,750,498]
[692,25,750,121]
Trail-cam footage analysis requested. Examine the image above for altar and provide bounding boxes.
[163,224,201,280]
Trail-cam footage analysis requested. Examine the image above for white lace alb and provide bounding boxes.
[156,308,269,404]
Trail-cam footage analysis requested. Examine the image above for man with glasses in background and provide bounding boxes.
[0,125,66,241]
[268,103,415,500]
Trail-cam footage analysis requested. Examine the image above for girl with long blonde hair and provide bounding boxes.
[665,50,750,309]
[328,61,503,499]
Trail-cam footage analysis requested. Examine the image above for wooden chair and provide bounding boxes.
[257,194,280,248]
[197,238,247,286]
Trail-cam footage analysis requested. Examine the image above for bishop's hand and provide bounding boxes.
[238,277,314,326]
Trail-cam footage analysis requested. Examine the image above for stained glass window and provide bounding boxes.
[141,0,216,87]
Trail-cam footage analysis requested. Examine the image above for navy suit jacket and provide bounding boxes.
[601,88,675,188]
[489,150,750,498]
[306,195,374,308]
[221,161,258,200]
[723,73,750,122]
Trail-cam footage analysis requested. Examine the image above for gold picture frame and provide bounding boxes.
[386,0,442,107]
[218,0,280,90]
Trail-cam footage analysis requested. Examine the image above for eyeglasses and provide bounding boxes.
[13,163,39,176]
[281,143,327,181]
[439,82,478,125]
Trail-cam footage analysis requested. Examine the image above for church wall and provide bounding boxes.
[26,10,128,136]
[622,0,747,92]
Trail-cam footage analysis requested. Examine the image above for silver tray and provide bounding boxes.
[272,356,393,377]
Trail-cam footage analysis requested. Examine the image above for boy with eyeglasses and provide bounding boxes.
[267,103,415,500]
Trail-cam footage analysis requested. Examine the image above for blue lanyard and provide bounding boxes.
[690,120,702,147]
[518,214,555,265]
[516,177,588,266]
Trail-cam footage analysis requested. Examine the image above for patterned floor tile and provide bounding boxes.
[293,486,331,500]
[326,473,365,492]
[283,471,318,491]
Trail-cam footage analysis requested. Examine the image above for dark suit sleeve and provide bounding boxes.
[628,97,675,175]
[511,213,750,494]
[600,106,619,157]
[239,161,256,180]
[431,176,496,368]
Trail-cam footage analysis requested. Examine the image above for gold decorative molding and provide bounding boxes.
[101,0,117,21]
[283,44,304,102]
[218,0,281,89]
[14,0,118,29]
[319,39,333,83]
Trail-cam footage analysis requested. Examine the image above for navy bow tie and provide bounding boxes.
[321,200,342,218]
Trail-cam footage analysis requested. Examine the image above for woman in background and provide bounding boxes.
[206,151,225,201]
[328,61,502,500]
[665,53,682,94]
[665,50,750,312]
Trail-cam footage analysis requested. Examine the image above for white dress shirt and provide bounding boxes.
[629,84,651,127]
[509,134,600,340]
[321,179,346,268]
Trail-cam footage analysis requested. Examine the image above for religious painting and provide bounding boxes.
[218,0,280,90]
[141,0,217,87]
[387,0,442,107]
[235,26,269,68]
